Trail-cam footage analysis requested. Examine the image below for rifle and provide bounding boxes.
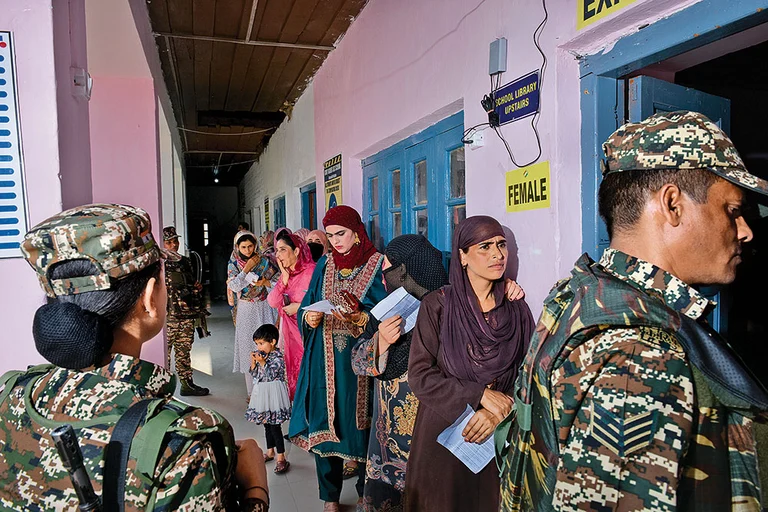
[51,424,102,511]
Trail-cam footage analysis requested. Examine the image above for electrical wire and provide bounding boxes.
[493,0,548,168]
[179,127,275,136]
[185,157,260,169]
[462,122,490,144]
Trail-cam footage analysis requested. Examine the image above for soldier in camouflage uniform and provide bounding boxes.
[163,226,210,396]
[500,111,768,511]
[0,204,269,511]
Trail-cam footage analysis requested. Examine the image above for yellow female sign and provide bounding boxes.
[506,161,551,213]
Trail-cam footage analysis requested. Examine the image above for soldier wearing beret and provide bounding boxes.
[163,226,210,396]
[0,203,269,511]
[500,111,768,511]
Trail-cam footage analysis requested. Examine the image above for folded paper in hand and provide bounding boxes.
[245,273,260,285]
[437,404,495,474]
[370,287,421,333]
[302,299,337,314]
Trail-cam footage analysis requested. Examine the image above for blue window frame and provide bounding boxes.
[580,0,768,260]
[362,112,465,254]
[580,0,768,336]
[300,182,317,230]
[273,195,286,229]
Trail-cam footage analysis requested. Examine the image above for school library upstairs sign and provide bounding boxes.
[578,0,638,29]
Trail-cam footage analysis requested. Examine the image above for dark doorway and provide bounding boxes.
[673,38,768,386]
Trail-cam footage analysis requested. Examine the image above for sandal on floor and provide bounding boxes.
[263,454,274,462]
[342,461,359,479]
[323,502,340,512]
[274,459,290,474]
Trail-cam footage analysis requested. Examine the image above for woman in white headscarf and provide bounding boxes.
[227,230,279,395]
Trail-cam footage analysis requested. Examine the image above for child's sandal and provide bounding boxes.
[274,460,290,474]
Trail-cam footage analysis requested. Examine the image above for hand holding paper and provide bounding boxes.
[436,404,495,474]
[371,287,421,333]
[302,299,338,314]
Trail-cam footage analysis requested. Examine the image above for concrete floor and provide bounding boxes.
[175,302,360,511]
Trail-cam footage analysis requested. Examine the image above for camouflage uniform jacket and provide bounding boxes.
[165,254,202,319]
[500,248,768,511]
[0,354,237,511]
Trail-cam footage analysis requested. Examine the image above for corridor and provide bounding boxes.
[181,302,361,511]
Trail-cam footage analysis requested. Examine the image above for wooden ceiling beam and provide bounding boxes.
[185,150,260,154]
[154,32,334,51]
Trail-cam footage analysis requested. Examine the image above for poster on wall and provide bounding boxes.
[577,0,638,30]
[264,197,270,230]
[0,32,28,259]
[324,154,343,211]
[506,161,551,213]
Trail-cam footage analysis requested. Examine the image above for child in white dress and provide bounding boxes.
[245,324,291,473]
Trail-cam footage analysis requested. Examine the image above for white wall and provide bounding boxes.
[158,99,187,248]
[241,82,316,233]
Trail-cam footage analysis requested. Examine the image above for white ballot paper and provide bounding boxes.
[302,299,338,314]
[437,404,495,474]
[370,287,421,333]
[245,273,260,285]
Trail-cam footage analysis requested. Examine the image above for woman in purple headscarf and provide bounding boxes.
[404,216,534,512]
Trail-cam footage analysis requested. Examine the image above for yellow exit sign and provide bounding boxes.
[577,0,638,30]
[506,161,551,213]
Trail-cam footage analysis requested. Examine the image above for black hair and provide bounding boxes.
[240,222,250,231]
[33,260,162,369]
[598,169,719,239]
[253,323,279,343]
[275,230,297,251]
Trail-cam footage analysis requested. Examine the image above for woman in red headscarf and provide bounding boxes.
[267,228,316,401]
[288,206,387,512]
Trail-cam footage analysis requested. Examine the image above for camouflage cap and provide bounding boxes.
[602,110,768,197]
[21,203,175,298]
[163,226,180,241]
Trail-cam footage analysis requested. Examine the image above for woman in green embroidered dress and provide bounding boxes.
[289,205,387,512]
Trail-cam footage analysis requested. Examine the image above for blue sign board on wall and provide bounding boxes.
[0,32,27,259]
[494,70,540,125]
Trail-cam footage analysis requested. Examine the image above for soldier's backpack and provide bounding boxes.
[0,364,238,511]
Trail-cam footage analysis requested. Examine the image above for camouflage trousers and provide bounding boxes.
[167,318,195,382]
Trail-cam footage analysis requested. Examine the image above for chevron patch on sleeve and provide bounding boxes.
[589,402,659,457]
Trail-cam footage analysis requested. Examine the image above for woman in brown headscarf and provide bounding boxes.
[288,206,388,512]
[404,216,534,512]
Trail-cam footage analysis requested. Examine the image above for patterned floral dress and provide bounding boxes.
[352,333,418,512]
[245,349,291,425]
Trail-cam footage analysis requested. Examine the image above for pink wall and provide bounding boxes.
[89,75,165,365]
[53,0,93,209]
[0,0,66,374]
[312,0,698,313]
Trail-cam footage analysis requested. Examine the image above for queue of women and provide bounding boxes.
[221,203,532,512]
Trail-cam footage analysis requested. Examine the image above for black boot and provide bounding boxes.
[180,380,209,396]
[191,382,210,394]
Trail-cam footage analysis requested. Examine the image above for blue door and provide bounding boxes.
[273,196,287,229]
[628,75,731,334]
[301,183,317,230]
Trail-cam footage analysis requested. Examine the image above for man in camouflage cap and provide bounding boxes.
[163,225,210,396]
[1,204,270,511]
[500,111,768,511]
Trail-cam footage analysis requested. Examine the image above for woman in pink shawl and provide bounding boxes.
[267,228,316,400]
